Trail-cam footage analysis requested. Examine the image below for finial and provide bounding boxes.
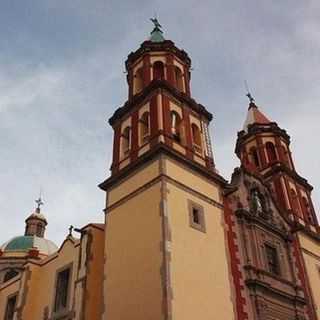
[149,16,165,42]
[68,225,74,236]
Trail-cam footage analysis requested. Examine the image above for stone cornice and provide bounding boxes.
[108,79,212,126]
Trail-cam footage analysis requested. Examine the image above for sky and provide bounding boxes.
[0,0,319,246]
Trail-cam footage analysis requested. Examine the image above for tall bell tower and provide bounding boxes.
[99,20,235,320]
[236,98,319,232]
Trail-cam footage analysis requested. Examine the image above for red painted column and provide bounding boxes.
[111,124,121,175]
[273,175,287,211]
[256,136,267,167]
[183,65,191,96]
[223,198,249,320]
[130,110,139,162]
[162,94,172,147]
[182,107,193,159]
[149,94,159,148]
[166,54,175,86]
[143,55,151,87]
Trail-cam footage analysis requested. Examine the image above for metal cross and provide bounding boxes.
[35,197,44,210]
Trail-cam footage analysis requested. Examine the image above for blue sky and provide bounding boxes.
[1,0,319,246]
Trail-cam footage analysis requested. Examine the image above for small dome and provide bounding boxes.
[1,235,58,256]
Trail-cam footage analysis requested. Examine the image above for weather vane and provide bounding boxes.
[150,16,162,32]
[244,80,255,103]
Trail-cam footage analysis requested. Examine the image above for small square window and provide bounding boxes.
[188,200,206,233]
[192,208,200,224]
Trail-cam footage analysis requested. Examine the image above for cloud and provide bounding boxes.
[0,0,319,246]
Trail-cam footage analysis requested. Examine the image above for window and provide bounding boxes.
[266,142,277,163]
[36,223,43,237]
[188,201,206,233]
[140,112,150,144]
[174,66,184,91]
[170,111,182,143]
[191,123,202,152]
[250,147,260,168]
[134,67,143,94]
[3,269,18,283]
[121,126,131,156]
[4,295,17,320]
[265,244,280,275]
[54,268,70,313]
[153,61,164,80]
[192,208,200,224]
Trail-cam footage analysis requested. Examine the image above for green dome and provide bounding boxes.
[1,235,58,255]
[5,236,34,251]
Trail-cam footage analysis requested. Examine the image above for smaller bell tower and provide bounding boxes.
[24,197,47,238]
[236,98,318,231]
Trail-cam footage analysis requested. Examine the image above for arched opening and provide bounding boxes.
[134,67,144,94]
[191,123,202,152]
[266,142,277,163]
[36,223,43,237]
[170,111,182,143]
[250,147,260,168]
[290,189,301,217]
[174,66,184,91]
[153,61,164,80]
[122,126,131,156]
[140,112,150,144]
[3,269,19,283]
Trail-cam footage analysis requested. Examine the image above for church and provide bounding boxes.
[1,21,320,320]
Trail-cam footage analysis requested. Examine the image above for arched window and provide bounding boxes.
[134,67,143,94]
[266,142,277,163]
[153,61,164,80]
[290,189,301,217]
[140,112,150,144]
[3,269,18,283]
[122,126,131,156]
[191,123,202,152]
[250,147,260,168]
[170,111,182,143]
[174,66,184,92]
[36,223,43,237]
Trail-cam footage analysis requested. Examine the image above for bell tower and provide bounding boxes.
[99,20,234,320]
[107,19,216,178]
[236,98,319,231]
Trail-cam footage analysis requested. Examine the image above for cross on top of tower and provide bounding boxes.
[35,197,44,213]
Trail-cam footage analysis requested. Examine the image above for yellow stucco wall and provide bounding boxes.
[165,180,234,319]
[21,239,79,319]
[104,182,164,320]
[84,226,105,320]
[298,233,320,318]
[107,158,160,206]
[165,157,221,201]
